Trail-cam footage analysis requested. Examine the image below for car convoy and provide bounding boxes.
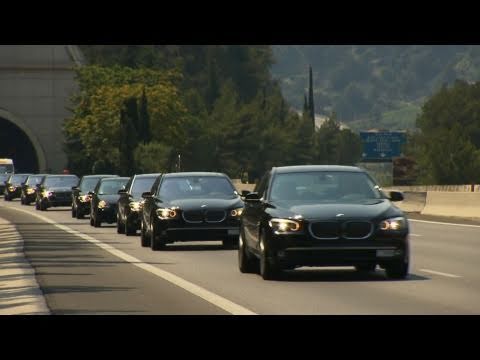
[1,166,410,281]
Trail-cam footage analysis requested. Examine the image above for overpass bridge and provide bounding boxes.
[0,45,84,173]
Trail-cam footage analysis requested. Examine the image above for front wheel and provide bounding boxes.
[117,214,125,234]
[140,219,151,247]
[35,201,40,210]
[150,220,166,251]
[222,237,237,250]
[385,261,409,280]
[125,217,136,236]
[259,232,281,280]
[71,205,76,218]
[238,231,259,274]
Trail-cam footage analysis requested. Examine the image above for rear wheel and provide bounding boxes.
[238,231,259,273]
[259,232,281,280]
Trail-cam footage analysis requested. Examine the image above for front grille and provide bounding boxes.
[309,222,340,239]
[52,191,71,200]
[205,210,226,223]
[343,221,373,239]
[182,210,203,223]
[309,221,373,240]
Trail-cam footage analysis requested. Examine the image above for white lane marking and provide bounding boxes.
[410,234,422,237]
[409,219,480,228]
[419,269,461,278]
[1,205,257,315]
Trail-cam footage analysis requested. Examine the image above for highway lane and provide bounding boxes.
[1,199,480,314]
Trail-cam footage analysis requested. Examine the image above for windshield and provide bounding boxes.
[26,176,44,186]
[44,176,79,188]
[80,177,102,193]
[9,174,29,185]
[158,176,236,201]
[131,177,157,197]
[0,164,14,174]
[0,174,9,183]
[269,171,384,204]
[98,179,128,195]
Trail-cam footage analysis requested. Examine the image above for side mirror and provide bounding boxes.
[244,192,261,202]
[118,189,127,195]
[72,186,78,191]
[88,191,94,196]
[389,191,404,202]
[142,191,152,198]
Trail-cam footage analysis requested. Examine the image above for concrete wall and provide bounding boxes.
[420,192,480,219]
[0,45,82,173]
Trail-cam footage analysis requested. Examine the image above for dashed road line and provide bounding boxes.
[419,269,461,278]
[409,219,480,228]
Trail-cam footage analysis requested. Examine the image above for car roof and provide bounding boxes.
[45,174,78,178]
[163,172,227,178]
[82,174,118,178]
[273,165,365,174]
[133,173,162,179]
[99,177,130,181]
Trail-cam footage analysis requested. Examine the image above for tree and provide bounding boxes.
[137,87,151,144]
[118,98,138,176]
[308,65,315,129]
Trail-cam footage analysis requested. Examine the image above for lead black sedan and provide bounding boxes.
[141,172,244,250]
[239,165,410,280]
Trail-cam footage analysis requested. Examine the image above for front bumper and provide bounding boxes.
[5,188,21,199]
[154,217,240,241]
[268,233,409,267]
[97,206,117,223]
[76,201,91,215]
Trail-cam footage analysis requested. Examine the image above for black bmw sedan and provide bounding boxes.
[21,174,47,205]
[89,177,129,227]
[72,174,118,219]
[4,174,32,201]
[239,165,410,280]
[36,175,79,210]
[141,172,244,250]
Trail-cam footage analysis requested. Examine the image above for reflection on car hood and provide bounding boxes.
[97,194,121,204]
[271,199,401,221]
[167,197,243,211]
[46,187,73,192]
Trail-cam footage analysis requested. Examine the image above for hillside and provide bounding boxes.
[271,45,480,131]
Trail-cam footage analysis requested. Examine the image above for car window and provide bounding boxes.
[269,171,383,203]
[26,176,44,186]
[10,174,29,185]
[131,177,157,197]
[80,177,102,192]
[158,176,236,201]
[98,179,128,195]
[44,176,79,188]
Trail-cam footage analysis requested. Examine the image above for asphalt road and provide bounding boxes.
[1,199,480,314]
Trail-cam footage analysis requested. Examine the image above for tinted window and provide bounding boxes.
[158,176,236,200]
[80,177,102,192]
[269,171,383,203]
[44,176,79,188]
[98,179,128,195]
[0,174,9,183]
[0,165,14,174]
[131,177,157,197]
[26,176,44,186]
[10,174,29,185]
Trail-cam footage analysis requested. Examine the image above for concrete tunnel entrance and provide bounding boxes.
[0,116,39,173]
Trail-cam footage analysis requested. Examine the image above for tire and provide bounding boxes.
[90,216,94,227]
[355,263,377,272]
[71,205,76,218]
[140,219,151,247]
[125,216,136,236]
[93,214,101,228]
[222,237,237,250]
[259,231,281,280]
[21,196,25,205]
[117,214,125,234]
[150,219,166,251]
[4,194,10,201]
[238,231,259,274]
[39,201,47,211]
[35,201,40,210]
[76,209,84,220]
[385,261,409,280]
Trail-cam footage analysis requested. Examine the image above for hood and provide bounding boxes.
[98,194,121,204]
[270,199,402,221]
[166,197,243,211]
[47,187,73,193]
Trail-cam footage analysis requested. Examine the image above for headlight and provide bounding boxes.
[230,207,244,217]
[42,190,53,197]
[129,201,143,212]
[26,188,35,195]
[8,186,15,191]
[156,207,178,220]
[268,218,302,233]
[79,195,91,203]
[98,200,108,209]
[379,217,407,231]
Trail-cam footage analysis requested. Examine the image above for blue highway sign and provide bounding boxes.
[360,131,407,160]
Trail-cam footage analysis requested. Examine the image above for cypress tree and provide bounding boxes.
[308,65,315,130]
[119,99,139,176]
[138,87,151,144]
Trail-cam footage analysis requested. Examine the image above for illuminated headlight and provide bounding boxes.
[129,201,143,212]
[42,190,53,197]
[269,218,302,233]
[8,186,15,191]
[156,207,178,220]
[79,195,91,203]
[230,207,244,217]
[379,217,407,231]
[26,188,36,195]
[98,200,109,209]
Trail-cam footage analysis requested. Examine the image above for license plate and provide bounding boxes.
[377,249,395,257]
[228,229,239,236]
